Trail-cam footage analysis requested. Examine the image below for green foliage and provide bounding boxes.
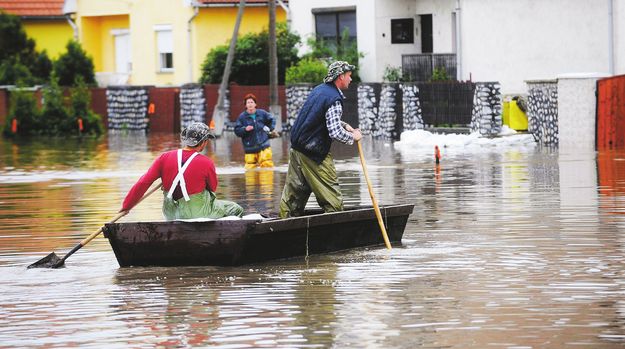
[0,60,35,85]
[304,29,364,82]
[41,73,70,134]
[3,75,102,138]
[0,12,36,64]
[54,41,96,86]
[3,88,40,137]
[69,76,103,135]
[31,51,53,83]
[0,11,52,84]
[431,67,451,81]
[383,65,404,82]
[200,22,300,85]
[199,45,228,85]
[285,58,327,84]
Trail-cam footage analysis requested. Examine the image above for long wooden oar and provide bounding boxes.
[357,140,392,249]
[28,183,163,269]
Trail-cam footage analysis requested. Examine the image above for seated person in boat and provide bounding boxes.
[119,122,244,220]
[279,61,362,218]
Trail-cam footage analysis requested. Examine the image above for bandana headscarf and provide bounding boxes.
[323,61,356,83]
[180,122,214,147]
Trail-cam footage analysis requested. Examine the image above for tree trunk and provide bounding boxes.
[268,0,282,130]
[212,0,246,136]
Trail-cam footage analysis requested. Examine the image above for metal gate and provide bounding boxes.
[597,75,625,149]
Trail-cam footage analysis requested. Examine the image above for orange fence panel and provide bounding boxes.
[597,75,625,149]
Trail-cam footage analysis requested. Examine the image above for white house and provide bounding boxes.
[289,0,624,94]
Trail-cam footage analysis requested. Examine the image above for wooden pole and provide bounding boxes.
[357,140,392,249]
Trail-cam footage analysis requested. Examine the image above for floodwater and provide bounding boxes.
[1,131,624,348]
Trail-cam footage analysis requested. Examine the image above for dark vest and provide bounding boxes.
[290,83,343,163]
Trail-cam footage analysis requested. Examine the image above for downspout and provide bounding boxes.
[608,0,614,75]
[66,14,78,40]
[188,5,200,82]
[455,0,462,80]
[276,0,291,28]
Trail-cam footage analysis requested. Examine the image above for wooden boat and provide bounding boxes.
[103,203,414,267]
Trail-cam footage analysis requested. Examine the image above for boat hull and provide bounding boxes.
[103,204,414,267]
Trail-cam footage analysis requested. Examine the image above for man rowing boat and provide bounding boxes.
[120,122,243,220]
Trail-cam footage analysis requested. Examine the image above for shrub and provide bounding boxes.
[69,76,103,135]
[0,60,35,86]
[0,12,36,65]
[383,65,403,82]
[0,12,52,84]
[285,58,327,84]
[54,41,96,86]
[199,45,228,85]
[304,29,364,83]
[41,73,70,134]
[200,22,300,85]
[431,67,451,81]
[31,51,53,83]
[3,88,40,137]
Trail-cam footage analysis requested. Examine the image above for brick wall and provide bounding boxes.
[0,88,8,127]
[229,84,287,122]
[148,87,180,133]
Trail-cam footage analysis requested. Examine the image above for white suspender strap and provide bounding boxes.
[167,149,200,201]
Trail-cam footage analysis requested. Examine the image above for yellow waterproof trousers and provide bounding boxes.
[244,147,274,169]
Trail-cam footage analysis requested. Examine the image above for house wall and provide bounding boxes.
[127,0,194,86]
[616,0,625,74]
[79,15,129,73]
[461,0,613,94]
[374,0,419,80]
[77,0,284,86]
[23,20,74,58]
[290,0,377,82]
[413,0,456,53]
[193,7,287,84]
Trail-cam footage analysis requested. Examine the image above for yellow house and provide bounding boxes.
[71,0,287,86]
[0,0,75,58]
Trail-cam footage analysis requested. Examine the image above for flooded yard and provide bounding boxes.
[1,131,624,348]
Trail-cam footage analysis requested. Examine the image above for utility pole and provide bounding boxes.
[212,0,246,136]
[268,0,282,130]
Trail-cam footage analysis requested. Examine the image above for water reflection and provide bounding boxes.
[1,134,625,347]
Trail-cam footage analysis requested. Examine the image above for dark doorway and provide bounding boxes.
[420,14,433,53]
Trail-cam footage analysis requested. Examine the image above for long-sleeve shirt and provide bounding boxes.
[325,101,354,145]
[121,149,218,211]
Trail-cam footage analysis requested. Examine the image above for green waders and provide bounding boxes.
[279,149,344,218]
[162,190,243,220]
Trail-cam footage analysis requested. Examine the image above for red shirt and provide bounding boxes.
[121,149,218,211]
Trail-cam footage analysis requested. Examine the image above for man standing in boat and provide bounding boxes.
[279,61,362,218]
[119,122,244,220]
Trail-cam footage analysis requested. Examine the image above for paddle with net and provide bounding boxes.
[28,183,162,269]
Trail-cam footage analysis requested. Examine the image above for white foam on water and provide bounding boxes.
[394,127,537,158]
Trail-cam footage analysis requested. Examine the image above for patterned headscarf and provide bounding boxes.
[181,122,214,147]
[323,61,356,83]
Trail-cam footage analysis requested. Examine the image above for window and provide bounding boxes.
[391,18,414,44]
[314,10,356,47]
[155,25,173,72]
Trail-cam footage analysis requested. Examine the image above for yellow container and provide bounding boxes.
[502,101,511,126]
[508,100,528,131]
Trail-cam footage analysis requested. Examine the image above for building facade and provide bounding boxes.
[290,0,624,94]
[71,0,286,86]
[0,0,74,58]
